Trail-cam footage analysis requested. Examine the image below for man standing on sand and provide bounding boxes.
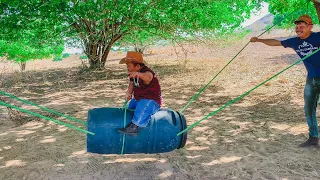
[117,51,162,135]
[250,14,320,147]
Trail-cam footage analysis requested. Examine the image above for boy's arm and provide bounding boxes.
[128,71,153,85]
[250,37,282,46]
[126,81,133,101]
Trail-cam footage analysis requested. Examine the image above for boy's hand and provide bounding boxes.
[128,72,140,78]
[126,92,132,101]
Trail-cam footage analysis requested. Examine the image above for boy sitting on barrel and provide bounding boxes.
[118,51,162,135]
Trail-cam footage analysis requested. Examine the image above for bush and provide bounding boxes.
[62,53,70,58]
[53,56,63,61]
[80,55,88,59]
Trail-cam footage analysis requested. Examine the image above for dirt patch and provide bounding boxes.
[1,29,320,180]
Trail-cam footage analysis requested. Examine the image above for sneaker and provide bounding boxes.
[299,136,319,147]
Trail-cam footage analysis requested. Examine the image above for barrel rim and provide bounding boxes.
[177,111,187,149]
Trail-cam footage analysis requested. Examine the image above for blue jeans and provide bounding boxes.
[304,78,320,137]
[128,99,160,127]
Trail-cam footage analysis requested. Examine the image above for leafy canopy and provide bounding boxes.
[267,0,319,27]
[0,0,263,64]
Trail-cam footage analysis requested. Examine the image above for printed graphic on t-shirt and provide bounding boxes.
[296,41,319,56]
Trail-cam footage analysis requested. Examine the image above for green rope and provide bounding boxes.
[0,91,86,125]
[177,48,320,136]
[0,101,94,135]
[179,11,295,114]
[120,100,128,155]
[122,100,128,108]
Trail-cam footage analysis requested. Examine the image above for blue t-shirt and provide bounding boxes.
[281,32,320,78]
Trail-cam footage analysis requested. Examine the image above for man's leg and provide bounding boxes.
[127,98,138,110]
[118,99,160,135]
[118,99,139,135]
[132,99,160,127]
[300,78,319,147]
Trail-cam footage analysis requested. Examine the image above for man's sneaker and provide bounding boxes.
[118,123,139,135]
[299,136,319,147]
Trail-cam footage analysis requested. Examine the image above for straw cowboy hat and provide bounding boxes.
[119,51,147,64]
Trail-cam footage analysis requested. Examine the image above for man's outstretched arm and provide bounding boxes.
[250,37,282,46]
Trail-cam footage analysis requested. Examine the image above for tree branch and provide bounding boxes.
[313,0,320,23]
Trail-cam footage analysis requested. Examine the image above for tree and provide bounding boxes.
[312,0,320,21]
[0,39,63,71]
[0,1,65,71]
[267,0,320,27]
[0,0,263,69]
[117,30,164,54]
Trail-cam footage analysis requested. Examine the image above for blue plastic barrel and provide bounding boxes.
[86,107,187,154]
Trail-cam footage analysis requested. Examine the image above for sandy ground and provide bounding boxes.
[1,28,320,180]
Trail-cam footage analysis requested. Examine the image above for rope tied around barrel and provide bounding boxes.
[120,100,128,155]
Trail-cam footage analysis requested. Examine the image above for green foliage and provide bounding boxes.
[53,56,63,61]
[0,0,65,63]
[79,55,88,59]
[62,53,70,58]
[3,0,319,67]
[0,0,264,67]
[219,30,251,46]
[0,39,63,63]
[267,0,319,27]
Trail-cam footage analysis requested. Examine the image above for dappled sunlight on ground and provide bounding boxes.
[15,138,28,142]
[186,155,202,159]
[270,123,291,131]
[193,126,210,132]
[13,130,37,136]
[22,121,44,130]
[68,150,88,158]
[39,136,56,143]
[0,160,26,168]
[53,164,65,167]
[158,170,173,179]
[186,146,210,151]
[103,157,158,164]
[257,138,270,142]
[0,132,8,136]
[288,124,308,135]
[2,28,320,179]
[56,126,68,132]
[270,122,308,136]
[202,156,243,166]
[3,146,12,150]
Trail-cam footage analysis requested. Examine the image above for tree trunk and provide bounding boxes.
[19,62,26,71]
[86,42,103,69]
[134,46,145,54]
[84,35,123,69]
[101,44,112,67]
[313,0,320,23]
[86,43,111,69]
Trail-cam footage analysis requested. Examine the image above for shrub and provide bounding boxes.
[62,53,70,58]
[53,56,63,61]
[80,55,88,59]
